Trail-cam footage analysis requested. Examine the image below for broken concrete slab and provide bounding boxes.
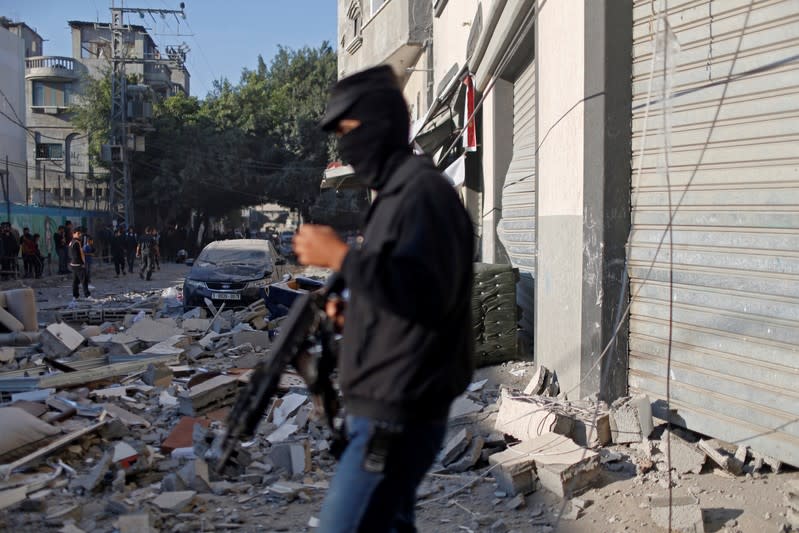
[449,395,483,419]
[181,318,212,333]
[523,366,549,395]
[650,494,705,532]
[524,433,601,498]
[270,441,310,477]
[660,431,706,475]
[442,427,473,465]
[40,323,85,358]
[177,459,212,493]
[126,318,184,343]
[70,450,113,493]
[116,512,155,533]
[103,404,151,428]
[609,395,654,444]
[697,440,743,475]
[488,441,539,496]
[0,486,27,511]
[448,435,484,473]
[142,363,173,388]
[266,423,299,444]
[112,442,139,467]
[271,393,308,427]
[178,374,240,416]
[232,329,271,350]
[150,490,196,512]
[495,389,573,441]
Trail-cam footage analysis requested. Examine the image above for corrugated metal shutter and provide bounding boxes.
[629,0,799,466]
[497,58,535,355]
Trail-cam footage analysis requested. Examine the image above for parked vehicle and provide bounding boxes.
[278,230,295,258]
[183,239,287,311]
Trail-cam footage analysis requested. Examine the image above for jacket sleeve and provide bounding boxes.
[340,187,468,325]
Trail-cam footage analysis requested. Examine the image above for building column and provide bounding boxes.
[535,0,632,401]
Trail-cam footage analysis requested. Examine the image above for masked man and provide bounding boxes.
[293,65,474,532]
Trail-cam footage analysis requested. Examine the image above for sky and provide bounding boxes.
[0,0,338,98]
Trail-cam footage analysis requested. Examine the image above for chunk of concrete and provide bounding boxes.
[650,494,705,532]
[271,393,308,427]
[40,323,85,357]
[488,442,539,496]
[697,440,742,476]
[495,389,573,440]
[232,329,271,350]
[126,318,183,343]
[71,450,113,493]
[270,441,310,477]
[177,458,212,493]
[116,513,155,533]
[609,395,654,444]
[660,431,706,475]
[524,433,601,498]
[142,363,173,388]
[151,490,196,512]
[182,318,211,333]
[442,427,473,465]
[112,441,139,467]
[447,435,484,473]
[523,366,549,396]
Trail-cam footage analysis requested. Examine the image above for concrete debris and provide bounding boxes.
[521,433,600,498]
[609,395,654,444]
[40,323,85,358]
[178,374,240,416]
[442,427,474,466]
[150,490,196,512]
[447,435,484,473]
[697,439,743,476]
[650,494,705,532]
[270,441,310,477]
[660,431,706,475]
[116,512,155,533]
[786,480,799,529]
[495,388,573,440]
[488,441,539,496]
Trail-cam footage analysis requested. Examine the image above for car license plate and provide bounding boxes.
[211,292,241,300]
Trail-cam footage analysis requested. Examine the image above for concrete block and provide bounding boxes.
[116,513,155,533]
[270,441,310,477]
[442,427,473,465]
[650,494,705,532]
[447,435,484,473]
[661,431,706,475]
[734,445,748,465]
[523,366,549,395]
[126,318,183,343]
[79,326,102,338]
[524,433,600,498]
[568,400,612,447]
[495,389,574,440]
[271,393,308,427]
[112,442,139,467]
[178,374,240,416]
[142,363,173,388]
[40,323,85,357]
[182,318,211,332]
[232,329,271,350]
[177,459,212,493]
[488,442,539,496]
[697,440,742,475]
[151,490,196,512]
[609,395,654,444]
[71,450,113,493]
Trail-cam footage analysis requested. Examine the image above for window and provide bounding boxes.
[86,188,93,198]
[35,143,64,160]
[346,1,364,54]
[32,82,73,107]
[63,188,72,198]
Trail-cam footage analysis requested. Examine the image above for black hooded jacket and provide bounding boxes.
[326,66,475,423]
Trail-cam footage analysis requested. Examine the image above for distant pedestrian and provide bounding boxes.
[20,227,36,278]
[111,228,126,277]
[54,226,69,274]
[68,227,90,299]
[32,234,44,278]
[137,226,157,280]
[125,227,138,273]
[83,235,96,281]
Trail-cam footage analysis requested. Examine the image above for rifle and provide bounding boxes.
[209,276,346,475]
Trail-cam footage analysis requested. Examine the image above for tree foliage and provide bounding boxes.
[71,43,338,226]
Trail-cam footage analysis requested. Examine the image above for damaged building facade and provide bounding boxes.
[336,0,799,467]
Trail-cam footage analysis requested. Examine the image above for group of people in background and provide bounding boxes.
[1,222,45,280]
[109,225,160,281]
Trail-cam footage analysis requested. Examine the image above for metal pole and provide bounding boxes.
[5,156,10,222]
[43,167,46,208]
[57,173,62,209]
[24,159,28,206]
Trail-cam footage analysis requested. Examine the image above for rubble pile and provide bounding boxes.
[0,287,793,532]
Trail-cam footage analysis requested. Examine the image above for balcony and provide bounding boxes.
[341,0,432,75]
[144,62,172,88]
[25,56,81,81]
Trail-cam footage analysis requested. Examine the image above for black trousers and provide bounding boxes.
[70,265,90,298]
[113,254,126,275]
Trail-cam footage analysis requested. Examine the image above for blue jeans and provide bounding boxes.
[318,415,447,533]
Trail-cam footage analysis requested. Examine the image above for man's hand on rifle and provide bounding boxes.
[293,225,349,271]
[325,297,346,332]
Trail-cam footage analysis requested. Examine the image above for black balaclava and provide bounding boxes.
[336,88,411,190]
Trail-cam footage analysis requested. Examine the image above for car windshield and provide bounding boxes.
[197,248,268,266]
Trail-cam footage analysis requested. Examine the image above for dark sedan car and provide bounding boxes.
[183,239,287,310]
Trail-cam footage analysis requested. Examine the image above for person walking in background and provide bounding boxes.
[32,234,44,278]
[68,226,90,300]
[0,224,18,280]
[153,229,161,271]
[20,227,36,278]
[124,226,138,274]
[83,234,96,282]
[54,226,69,274]
[136,226,157,281]
[111,228,126,277]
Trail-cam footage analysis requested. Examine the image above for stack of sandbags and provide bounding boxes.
[472,263,519,367]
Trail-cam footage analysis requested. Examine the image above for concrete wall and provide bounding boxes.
[0,27,28,204]
[431,0,480,93]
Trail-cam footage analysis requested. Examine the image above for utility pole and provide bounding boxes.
[106,1,186,228]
